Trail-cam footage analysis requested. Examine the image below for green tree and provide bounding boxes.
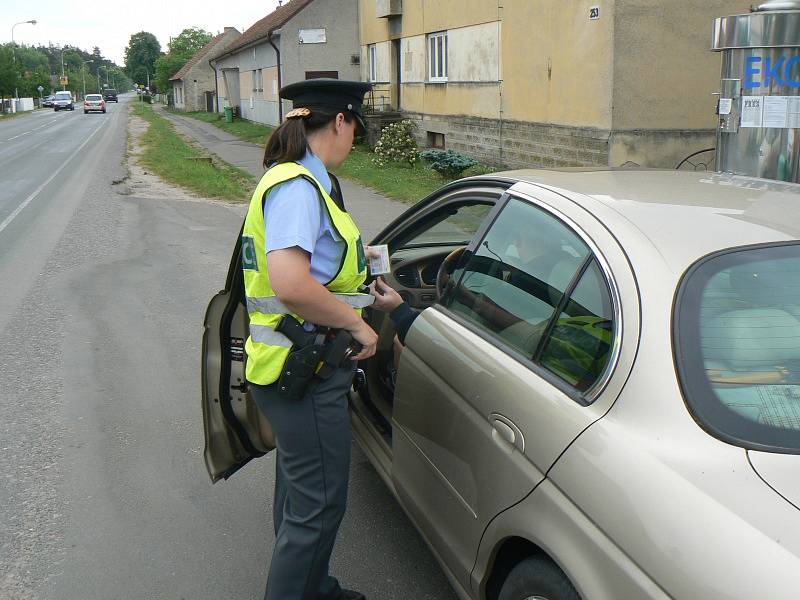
[124,31,161,90]
[154,27,212,94]
[0,45,16,100]
[169,27,213,58]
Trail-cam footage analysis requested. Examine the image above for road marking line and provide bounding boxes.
[0,122,107,236]
[7,131,32,140]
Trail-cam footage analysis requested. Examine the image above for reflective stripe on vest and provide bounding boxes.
[246,293,374,316]
[249,325,293,348]
[241,161,368,385]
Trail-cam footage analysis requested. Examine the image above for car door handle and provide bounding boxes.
[489,413,525,453]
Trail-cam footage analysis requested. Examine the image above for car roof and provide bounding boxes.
[86,94,102,97]
[55,91,71,96]
[483,168,800,271]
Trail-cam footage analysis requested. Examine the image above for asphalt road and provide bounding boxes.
[0,97,457,600]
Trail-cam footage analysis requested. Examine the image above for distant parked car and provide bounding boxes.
[83,94,106,114]
[103,89,118,102]
[42,95,55,108]
[53,91,74,111]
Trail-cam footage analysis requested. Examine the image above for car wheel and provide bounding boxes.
[54,107,58,112]
[498,555,580,600]
[102,109,106,113]
[84,110,88,114]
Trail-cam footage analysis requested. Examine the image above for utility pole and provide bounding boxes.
[60,47,67,90]
[82,60,93,98]
[11,19,37,109]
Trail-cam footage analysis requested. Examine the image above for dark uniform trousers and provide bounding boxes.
[251,363,357,600]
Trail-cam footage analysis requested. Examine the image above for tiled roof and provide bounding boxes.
[218,0,314,57]
[170,32,229,81]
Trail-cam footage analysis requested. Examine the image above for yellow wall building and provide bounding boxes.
[360,0,752,168]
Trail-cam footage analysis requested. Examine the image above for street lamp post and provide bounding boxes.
[81,60,93,98]
[11,19,37,110]
[60,47,67,90]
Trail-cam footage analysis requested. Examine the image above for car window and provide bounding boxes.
[444,197,590,358]
[396,202,493,249]
[675,242,800,452]
[55,92,71,99]
[538,259,615,392]
[86,95,102,100]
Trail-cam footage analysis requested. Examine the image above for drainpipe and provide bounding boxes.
[268,30,283,122]
[209,56,220,113]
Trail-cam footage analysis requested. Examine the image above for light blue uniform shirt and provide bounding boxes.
[263,150,345,284]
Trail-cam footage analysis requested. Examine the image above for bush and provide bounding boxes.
[419,148,478,178]
[373,120,418,168]
[142,94,153,104]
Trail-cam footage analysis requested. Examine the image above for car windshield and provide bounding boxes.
[55,92,70,99]
[105,89,116,94]
[86,95,102,100]
[675,242,800,452]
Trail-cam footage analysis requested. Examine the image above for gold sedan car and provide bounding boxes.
[202,169,800,600]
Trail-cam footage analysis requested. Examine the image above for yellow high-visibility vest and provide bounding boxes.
[241,162,370,385]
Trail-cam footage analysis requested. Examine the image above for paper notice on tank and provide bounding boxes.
[788,97,800,129]
[718,98,733,116]
[741,96,764,128]
[763,96,789,128]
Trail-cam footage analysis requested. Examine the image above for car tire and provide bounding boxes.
[54,107,58,112]
[102,109,106,113]
[498,555,580,600]
[84,110,88,114]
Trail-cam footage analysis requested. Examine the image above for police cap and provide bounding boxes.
[280,78,372,130]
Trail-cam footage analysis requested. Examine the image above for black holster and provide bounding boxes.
[274,316,362,401]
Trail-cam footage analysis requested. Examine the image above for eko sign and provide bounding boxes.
[744,56,800,89]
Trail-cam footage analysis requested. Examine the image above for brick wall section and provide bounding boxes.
[403,113,610,169]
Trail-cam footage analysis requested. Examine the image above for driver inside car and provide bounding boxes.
[368,223,577,366]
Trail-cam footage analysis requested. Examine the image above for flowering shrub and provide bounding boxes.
[419,149,478,178]
[372,120,418,168]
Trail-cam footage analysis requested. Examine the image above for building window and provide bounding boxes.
[427,31,448,82]
[257,69,263,92]
[368,44,378,82]
[427,131,445,149]
[252,70,257,93]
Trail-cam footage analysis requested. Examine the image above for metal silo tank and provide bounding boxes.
[712,1,800,182]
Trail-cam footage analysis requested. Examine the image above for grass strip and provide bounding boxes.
[132,103,254,201]
[179,111,495,204]
[178,110,273,145]
[336,145,495,204]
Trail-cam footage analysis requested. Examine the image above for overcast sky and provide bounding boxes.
[4,0,280,65]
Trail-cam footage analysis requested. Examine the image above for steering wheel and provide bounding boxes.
[436,247,467,299]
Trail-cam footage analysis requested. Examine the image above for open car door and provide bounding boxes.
[201,229,275,482]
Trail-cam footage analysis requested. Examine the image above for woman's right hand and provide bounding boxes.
[347,319,378,361]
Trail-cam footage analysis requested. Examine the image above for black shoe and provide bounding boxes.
[339,590,365,600]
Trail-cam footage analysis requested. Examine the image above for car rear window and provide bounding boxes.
[674,242,800,453]
[86,95,102,100]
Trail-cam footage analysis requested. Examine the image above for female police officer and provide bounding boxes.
[242,79,377,600]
